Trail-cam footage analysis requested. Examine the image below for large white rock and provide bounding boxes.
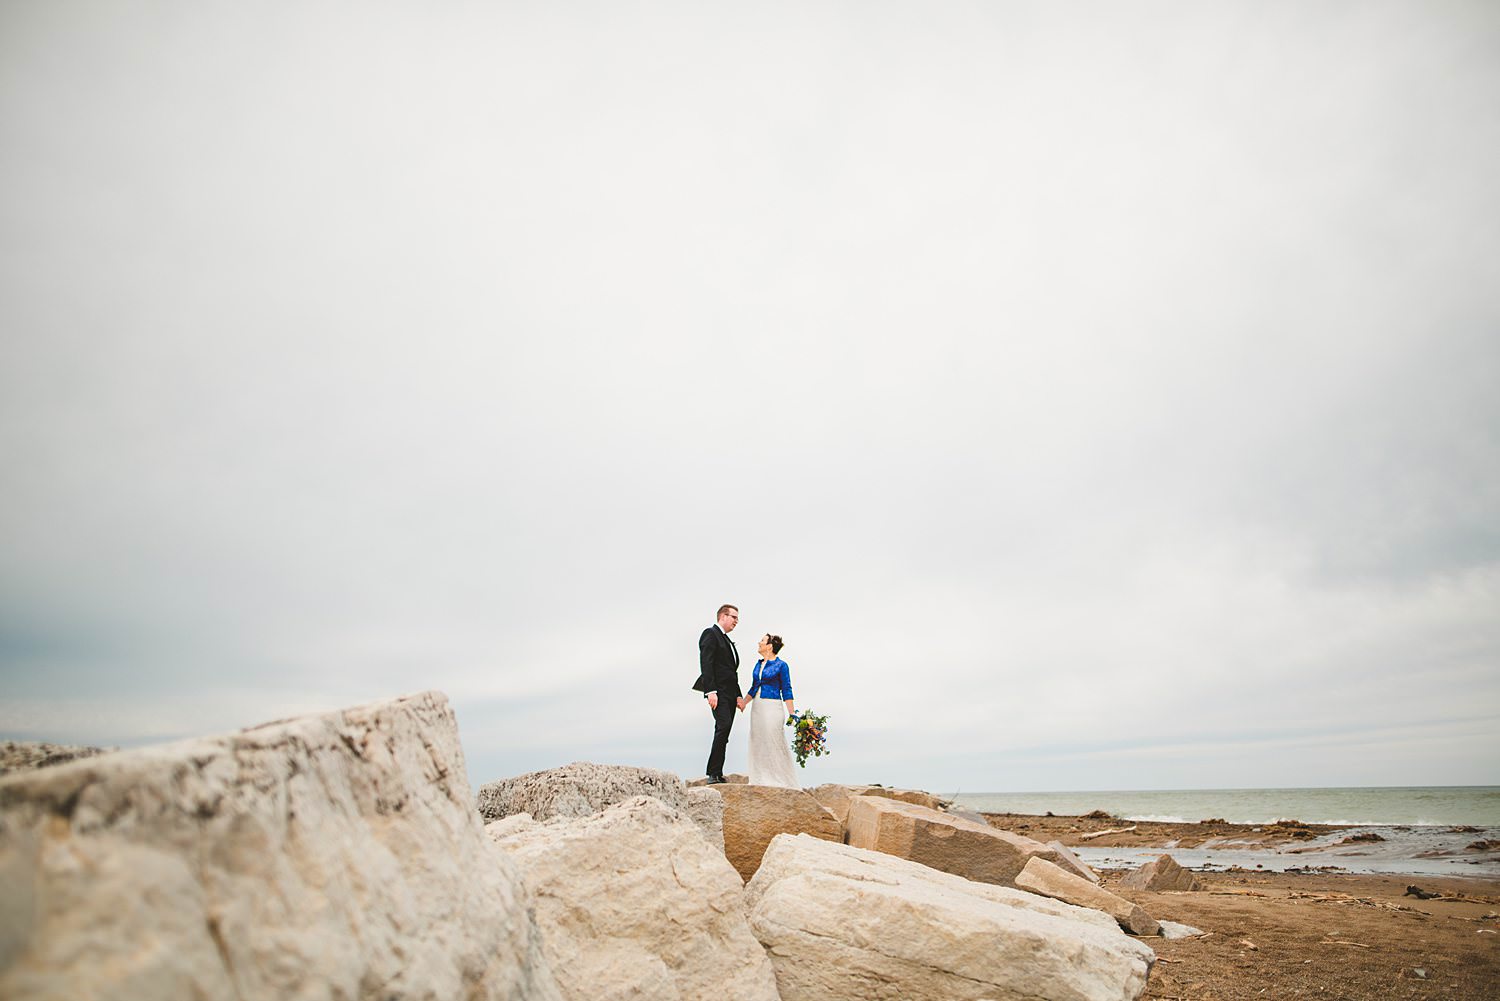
[746,833,1119,933]
[746,834,1155,1001]
[476,760,725,849]
[489,795,780,1001]
[476,761,692,820]
[0,691,561,1001]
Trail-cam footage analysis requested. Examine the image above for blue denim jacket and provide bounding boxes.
[748,658,794,701]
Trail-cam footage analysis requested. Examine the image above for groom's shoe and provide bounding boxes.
[706,775,726,784]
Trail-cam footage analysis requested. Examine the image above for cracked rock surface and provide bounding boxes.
[0,690,560,1001]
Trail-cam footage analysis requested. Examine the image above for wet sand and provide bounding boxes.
[983,813,1500,1000]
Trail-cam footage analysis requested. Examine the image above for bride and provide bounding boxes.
[743,633,799,788]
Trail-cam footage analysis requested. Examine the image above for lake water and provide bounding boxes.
[949,786,1500,876]
[949,786,1500,827]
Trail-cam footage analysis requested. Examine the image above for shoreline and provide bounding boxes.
[951,786,1500,830]
[975,812,1500,999]
[981,810,1500,879]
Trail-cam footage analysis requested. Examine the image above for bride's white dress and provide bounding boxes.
[747,696,799,788]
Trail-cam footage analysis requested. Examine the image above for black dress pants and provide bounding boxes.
[705,695,737,778]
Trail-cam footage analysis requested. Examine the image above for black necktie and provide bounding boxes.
[728,636,738,666]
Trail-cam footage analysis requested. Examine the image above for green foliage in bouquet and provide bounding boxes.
[786,710,830,768]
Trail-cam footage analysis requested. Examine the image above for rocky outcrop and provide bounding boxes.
[1015,857,1161,936]
[718,783,842,880]
[1119,853,1203,892]
[0,691,560,1000]
[746,833,1156,1000]
[846,795,1062,885]
[489,796,780,1001]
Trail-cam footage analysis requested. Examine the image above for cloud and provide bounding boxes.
[2,1,1497,792]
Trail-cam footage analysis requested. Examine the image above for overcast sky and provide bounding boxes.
[2,1,1496,794]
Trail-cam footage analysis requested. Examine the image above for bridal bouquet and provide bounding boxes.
[786,710,830,768]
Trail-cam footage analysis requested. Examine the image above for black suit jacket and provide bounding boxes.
[693,625,741,698]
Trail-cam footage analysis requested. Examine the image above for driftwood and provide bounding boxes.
[1078,825,1138,840]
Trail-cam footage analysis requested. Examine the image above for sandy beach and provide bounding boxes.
[986,812,1500,1000]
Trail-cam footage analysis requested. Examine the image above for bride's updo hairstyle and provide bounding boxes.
[766,634,784,655]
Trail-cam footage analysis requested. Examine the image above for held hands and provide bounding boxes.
[736,696,747,711]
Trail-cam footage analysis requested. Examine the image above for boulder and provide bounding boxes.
[847,795,1062,885]
[476,761,723,848]
[718,783,842,880]
[808,783,866,828]
[746,833,1155,1000]
[1119,853,1203,892]
[0,691,560,1001]
[746,834,1120,934]
[1046,840,1101,883]
[809,783,946,828]
[489,796,780,1001]
[477,761,689,820]
[1015,857,1161,936]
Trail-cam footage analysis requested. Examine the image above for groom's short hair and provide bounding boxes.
[716,604,738,619]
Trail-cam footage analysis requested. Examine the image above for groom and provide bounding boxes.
[693,603,743,784]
